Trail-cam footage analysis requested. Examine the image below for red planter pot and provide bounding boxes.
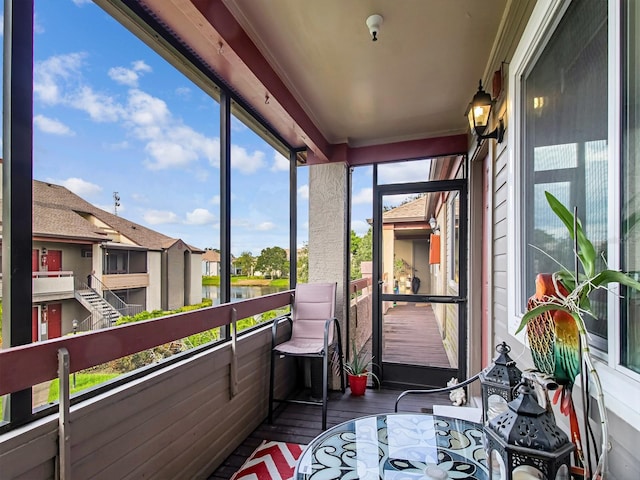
[348,373,368,396]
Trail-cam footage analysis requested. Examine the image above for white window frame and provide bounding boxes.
[506,0,640,428]
[448,191,460,290]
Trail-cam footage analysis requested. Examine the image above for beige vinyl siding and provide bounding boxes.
[189,253,202,305]
[163,243,185,311]
[102,273,150,290]
[147,250,162,311]
[488,2,640,477]
[492,139,513,347]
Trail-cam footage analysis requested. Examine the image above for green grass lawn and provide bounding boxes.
[1,373,119,418]
[48,373,119,402]
[202,275,290,287]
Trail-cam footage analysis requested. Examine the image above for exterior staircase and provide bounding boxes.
[75,288,123,330]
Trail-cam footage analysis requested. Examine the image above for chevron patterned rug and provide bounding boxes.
[230,441,305,480]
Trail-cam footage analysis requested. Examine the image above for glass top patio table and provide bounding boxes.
[294,413,488,480]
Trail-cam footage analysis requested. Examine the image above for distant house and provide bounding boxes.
[203,250,242,275]
[202,249,220,276]
[0,178,203,340]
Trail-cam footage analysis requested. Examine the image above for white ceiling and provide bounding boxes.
[139,0,511,150]
[222,0,508,147]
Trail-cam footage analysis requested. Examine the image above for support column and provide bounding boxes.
[308,162,348,389]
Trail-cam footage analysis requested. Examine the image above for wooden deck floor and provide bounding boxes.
[383,302,451,368]
[207,387,450,479]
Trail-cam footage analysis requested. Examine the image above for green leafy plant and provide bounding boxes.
[517,191,640,335]
[344,340,379,384]
[516,191,640,480]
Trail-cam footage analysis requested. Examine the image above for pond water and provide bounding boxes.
[202,285,288,305]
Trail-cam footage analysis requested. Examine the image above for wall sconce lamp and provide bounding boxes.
[429,216,440,233]
[466,80,504,144]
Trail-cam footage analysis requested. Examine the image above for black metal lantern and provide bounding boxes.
[484,380,574,480]
[465,80,504,144]
[479,342,522,423]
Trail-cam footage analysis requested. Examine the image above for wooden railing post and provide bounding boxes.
[57,348,71,480]
[230,308,238,397]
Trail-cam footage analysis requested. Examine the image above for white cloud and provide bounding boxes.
[35,53,123,122]
[34,52,86,105]
[72,0,93,5]
[352,187,372,205]
[185,208,216,225]
[230,145,265,174]
[108,66,139,87]
[144,141,199,170]
[378,159,432,184]
[352,220,370,236]
[298,184,309,200]
[122,89,220,170]
[50,177,102,197]
[384,194,415,208]
[34,114,75,136]
[132,60,152,73]
[71,85,123,122]
[143,209,179,225]
[34,53,221,173]
[210,195,220,205]
[109,61,152,87]
[175,87,191,98]
[256,222,276,231]
[0,15,3,37]
[271,152,289,172]
[127,89,170,127]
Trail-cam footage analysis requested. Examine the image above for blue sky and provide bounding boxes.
[6,1,436,256]
[25,0,303,256]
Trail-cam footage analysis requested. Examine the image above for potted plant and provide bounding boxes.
[344,341,379,396]
[517,191,640,480]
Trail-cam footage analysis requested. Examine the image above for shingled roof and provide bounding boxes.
[382,196,428,223]
[202,250,220,262]
[0,180,202,252]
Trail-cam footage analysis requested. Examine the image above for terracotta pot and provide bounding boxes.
[348,373,368,396]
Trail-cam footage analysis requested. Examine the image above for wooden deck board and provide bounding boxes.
[207,387,451,479]
[383,303,451,367]
[208,303,458,479]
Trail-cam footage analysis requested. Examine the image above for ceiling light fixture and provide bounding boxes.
[366,14,383,42]
[465,80,505,144]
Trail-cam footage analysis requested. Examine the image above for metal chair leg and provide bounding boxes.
[268,349,275,424]
[322,352,328,431]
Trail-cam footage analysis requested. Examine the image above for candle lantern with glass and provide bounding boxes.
[479,342,522,423]
[484,379,574,480]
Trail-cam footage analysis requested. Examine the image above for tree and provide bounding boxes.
[297,244,309,283]
[351,227,372,280]
[256,246,289,279]
[350,230,361,255]
[235,251,256,276]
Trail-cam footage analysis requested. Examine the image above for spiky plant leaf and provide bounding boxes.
[545,191,597,277]
[517,303,571,334]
